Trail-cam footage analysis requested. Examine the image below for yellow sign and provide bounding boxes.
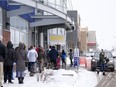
[50,35,64,41]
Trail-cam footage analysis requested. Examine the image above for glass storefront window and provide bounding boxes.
[48,0,55,8]
[10,17,28,48]
[56,0,61,10]
[10,27,28,48]
[10,28,15,43]
[0,27,2,36]
[58,28,65,35]
[0,8,2,36]
[0,8,2,25]
[20,32,26,43]
[15,30,20,44]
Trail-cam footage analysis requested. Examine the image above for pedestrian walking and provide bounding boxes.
[15,42,27,84]
[69,49,73,67]
[61,49,66,68]
[48,46,58,69]
[98,49,106,75]
[4,41,15,84]
[0,36,6,87]
[37,46,45,73]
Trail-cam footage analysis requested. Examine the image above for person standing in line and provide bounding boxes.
[61,49,66,68]
[37,47,45,73]
[27,45,38,76]
[46,45,52,60]
[48,46,58,69]
[15,42,27,84]
[4,41,15,84]
[69,49,73,67]
[46,45,52,69]
[0,36,6,87]
[14,46,19,78]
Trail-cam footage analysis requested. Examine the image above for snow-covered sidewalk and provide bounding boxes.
[3,67,98,87]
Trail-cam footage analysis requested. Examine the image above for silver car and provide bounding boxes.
[91,51,115,71]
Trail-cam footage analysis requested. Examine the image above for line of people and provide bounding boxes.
[0,36,74,87]
[0,37,27,87]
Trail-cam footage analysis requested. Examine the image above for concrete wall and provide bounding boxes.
[66,10,78,50]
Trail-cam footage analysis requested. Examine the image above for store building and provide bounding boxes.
[0,0,76,50]
[87,31,97,52]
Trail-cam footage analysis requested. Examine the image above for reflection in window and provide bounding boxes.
[15,30,20,44]
[10,29,15,43]
[50,28,57,34]
[53,28,57,34]
[0,8,2,25]
[10,27,28,48]
[0,25,2,36]
[58,28,65,35]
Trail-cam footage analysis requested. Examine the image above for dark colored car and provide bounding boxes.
[91,51,115,71]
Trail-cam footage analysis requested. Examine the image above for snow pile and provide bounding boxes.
[3,68,98,87]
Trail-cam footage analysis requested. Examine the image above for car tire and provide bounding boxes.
[91,67,95,71]
[111,68,114,72]
[97,70,99,75]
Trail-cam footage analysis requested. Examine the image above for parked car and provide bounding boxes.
[91,51,115,71]
[85,52,95,57]
[82,52,95,59]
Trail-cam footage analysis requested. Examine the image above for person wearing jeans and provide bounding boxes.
[4,41,15,84]
[27,45,38,76]
[15,42,27,84]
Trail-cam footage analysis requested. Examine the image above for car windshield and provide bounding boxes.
[94,51,113,59]
[82,52,95,57]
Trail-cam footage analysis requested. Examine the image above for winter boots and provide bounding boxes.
[18,77,24,84]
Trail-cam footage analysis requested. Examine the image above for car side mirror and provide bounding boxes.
[106,58,109,62]
[113,56,116,58]
[91,55,93,57]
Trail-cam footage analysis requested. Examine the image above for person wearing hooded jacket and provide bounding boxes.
[48,46,58,69]
[37,47,45,73]
[4,41,15,84]
[15,42,27,84]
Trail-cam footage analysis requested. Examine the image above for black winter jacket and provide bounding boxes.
[4,41,15,65]
[0,41,6,62]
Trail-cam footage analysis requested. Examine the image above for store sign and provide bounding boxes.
[50,35,64,41]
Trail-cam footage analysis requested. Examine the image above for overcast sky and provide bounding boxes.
[71,0,116,50]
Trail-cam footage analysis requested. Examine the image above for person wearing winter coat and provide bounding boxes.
[37,47,45,73]
[27,45,38,75]
[99,49,106,72]
[48,46,58,69]
[4,41,15,84]
[0,36,6,87]
[69,49,73,67]
[61,50,66,68]
[99,49,105,64]
[15,42,27,84]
